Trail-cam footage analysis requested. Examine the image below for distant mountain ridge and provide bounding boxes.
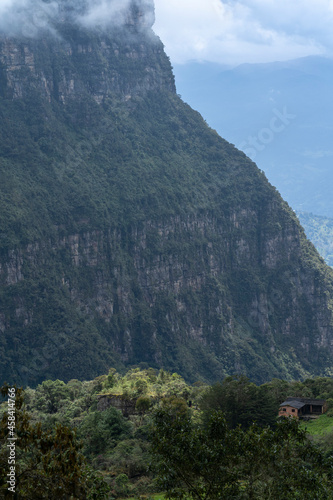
[174,56,333,218]
[297,212,333,267]
[1,1,333,386]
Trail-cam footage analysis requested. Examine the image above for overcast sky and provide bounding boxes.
[153,0,333,66]
[1,1,332,66]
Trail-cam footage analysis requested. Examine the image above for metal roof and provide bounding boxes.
[279,397,326,409]
[280,400,305,409]
[285,397,326,405]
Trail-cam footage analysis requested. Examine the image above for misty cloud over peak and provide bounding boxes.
[0,0,154,38]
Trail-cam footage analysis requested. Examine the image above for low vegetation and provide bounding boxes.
[1,367,333,498]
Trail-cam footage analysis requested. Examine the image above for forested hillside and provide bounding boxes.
[0,0,333,386]
[2,368,333,498]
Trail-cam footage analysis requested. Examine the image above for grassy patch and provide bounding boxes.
[300,413,333,436]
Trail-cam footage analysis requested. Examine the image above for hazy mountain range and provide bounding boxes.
[174,56,333,219]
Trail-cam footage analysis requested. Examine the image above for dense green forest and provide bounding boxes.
[1,367,333,498]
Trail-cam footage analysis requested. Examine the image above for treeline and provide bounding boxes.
[1,368,333,498]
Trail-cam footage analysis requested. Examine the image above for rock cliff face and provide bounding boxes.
[0,1,173,102]
[0,0,333,385]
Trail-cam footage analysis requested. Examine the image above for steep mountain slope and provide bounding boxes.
[1,0,333,386]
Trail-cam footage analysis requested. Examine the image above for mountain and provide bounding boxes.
[297,212,333,267]
[174,57,333,218]
[1,0,333,386]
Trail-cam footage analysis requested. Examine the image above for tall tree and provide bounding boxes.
[0,384,109,499]
[150,406,333,499]
[200,375,277,429]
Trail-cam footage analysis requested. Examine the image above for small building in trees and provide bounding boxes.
[279,397,327,419]
[97,394,138,417]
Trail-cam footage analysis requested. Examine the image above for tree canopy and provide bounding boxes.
[150,405,333,499]
[200,375,277,429]
[0,384,109,499]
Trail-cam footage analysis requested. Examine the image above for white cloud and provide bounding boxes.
[153,0,333,65]
[303,150,333,159]
[1,1,332,65]
[0,0,149,37]
[78,0,132,28]
[0,0,59,37]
